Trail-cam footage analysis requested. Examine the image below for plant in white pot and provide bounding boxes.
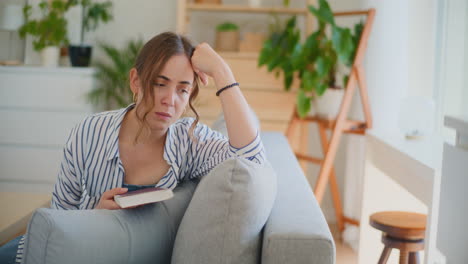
[258,0,363,119]
[68,0,113,67]
[19,0,73,67]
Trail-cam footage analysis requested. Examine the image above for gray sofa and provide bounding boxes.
[21,132,335,264]
[261,132,335,264]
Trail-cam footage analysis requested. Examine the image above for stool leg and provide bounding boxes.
[399,249,409,264]
[378,246,392,264]
[409,252,420,264]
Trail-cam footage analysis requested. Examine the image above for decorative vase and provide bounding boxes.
[40,46,60,67]
[314,88,345,119]
[215,31,239,52]
[69,45,92,67]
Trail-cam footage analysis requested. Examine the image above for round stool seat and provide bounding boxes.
[370,211,426,240]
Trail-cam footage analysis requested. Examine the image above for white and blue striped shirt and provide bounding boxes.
[15,104,265,262]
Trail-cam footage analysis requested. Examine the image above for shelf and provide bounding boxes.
[187,3,308,15]
[297,115,367,135]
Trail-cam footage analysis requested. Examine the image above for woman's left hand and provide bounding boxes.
[191,43,235,87]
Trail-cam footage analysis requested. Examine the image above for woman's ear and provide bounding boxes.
[129,68,141,94]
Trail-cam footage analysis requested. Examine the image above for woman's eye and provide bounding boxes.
[154,83,165,87]
[177,87,189,94]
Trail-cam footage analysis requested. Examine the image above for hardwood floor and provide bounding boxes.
[329,222,359,264]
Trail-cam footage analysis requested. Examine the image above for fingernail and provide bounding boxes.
[122,188,128,191]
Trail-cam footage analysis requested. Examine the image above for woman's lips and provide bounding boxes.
[155,112,171,120]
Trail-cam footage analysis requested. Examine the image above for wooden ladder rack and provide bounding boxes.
[286,8,376,235]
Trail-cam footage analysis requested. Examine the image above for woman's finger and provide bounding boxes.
[198,72,209,86]
[102,187,128,200]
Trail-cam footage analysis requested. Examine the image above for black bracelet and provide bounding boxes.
[216,82,239,96]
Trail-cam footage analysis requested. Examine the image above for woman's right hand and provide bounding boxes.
[95,187,128,210]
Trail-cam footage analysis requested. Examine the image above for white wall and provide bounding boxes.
[358,0,442,263]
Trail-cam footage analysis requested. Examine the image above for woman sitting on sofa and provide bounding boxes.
[0,31,265,264]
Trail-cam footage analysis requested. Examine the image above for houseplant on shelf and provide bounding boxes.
[19,0,74,67]
[87,39,144,110]
[215,22,239,52]
[69,0,113,67]
[258,0,363,118]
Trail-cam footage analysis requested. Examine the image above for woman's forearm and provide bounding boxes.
[213,67,258,148]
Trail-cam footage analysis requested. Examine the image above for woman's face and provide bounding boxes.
[136,54,195,131]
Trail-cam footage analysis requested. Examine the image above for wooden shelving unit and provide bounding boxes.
[177,0,315,38]
[177,0,376,238]
[176,0,310,133]
[186,3,308,15]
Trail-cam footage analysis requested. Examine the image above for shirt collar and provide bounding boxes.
[106,104,135,161]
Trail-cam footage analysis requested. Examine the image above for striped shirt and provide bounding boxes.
[15,104,265,263]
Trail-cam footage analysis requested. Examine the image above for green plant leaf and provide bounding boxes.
[88,39,144,109]
[332,26,354,65]
[216,22,239,31]
[301,70,316,92]
[267,56,282,72]
[315,82,327,96]
[258,39,272,67]
[297,90,311,118]
[290,42,302,69]
[343,75,349,88]
[308,0,335,26]
[284,72,293,91]
[285,16,296,29]
[315,56,332,77]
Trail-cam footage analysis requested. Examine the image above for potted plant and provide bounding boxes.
[215,22,239,52]
[19,0,74,67]
[69,0,113,67]
[87,39,144,110]
[258,0,363,118]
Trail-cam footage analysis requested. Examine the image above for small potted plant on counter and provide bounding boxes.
[19,0,73,67]
[69,0,113,67]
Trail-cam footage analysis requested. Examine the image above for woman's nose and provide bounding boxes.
[161,88,176,106]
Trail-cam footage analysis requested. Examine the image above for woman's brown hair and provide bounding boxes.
[132,32,200,142]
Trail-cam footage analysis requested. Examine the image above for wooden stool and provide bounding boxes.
[369,211,427,264]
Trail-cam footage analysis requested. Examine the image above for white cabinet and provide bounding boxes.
[0,66,96,192]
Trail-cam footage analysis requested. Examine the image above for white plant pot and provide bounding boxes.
[314,88,345,119]
[40,46,60,67]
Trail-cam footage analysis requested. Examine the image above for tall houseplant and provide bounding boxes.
[19,0,74,66]
[259,0,363,118]
[69,0,113,67]
[87,39,144,110]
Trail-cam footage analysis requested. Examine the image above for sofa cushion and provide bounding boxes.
[171,157,277,264]
[22,179,198,264]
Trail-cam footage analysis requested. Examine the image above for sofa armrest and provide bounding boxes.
[22,180,198,264]
[261,132,335,264]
